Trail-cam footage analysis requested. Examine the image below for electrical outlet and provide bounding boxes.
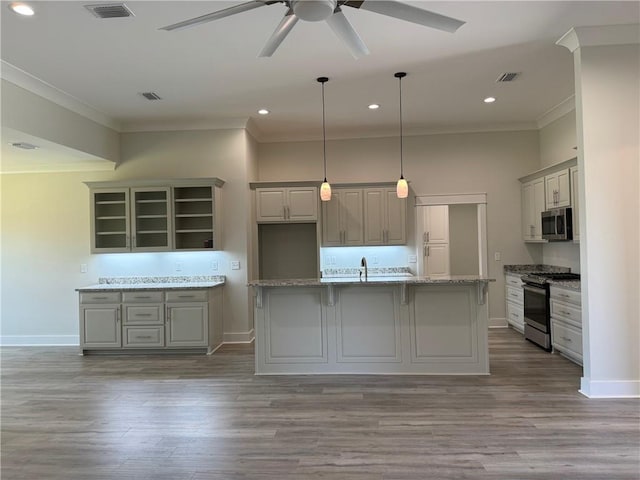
[494,252,501,261]
[372,256,379,265]
[332,256,337,265]
[175,262,183,272]
[211,261,218,271]
[80,263,88,273]
[231,261,241,270]
[408,255,417,263]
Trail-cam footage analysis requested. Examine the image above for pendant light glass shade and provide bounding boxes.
[318,76,331,202]
[395,72,408,199]
[396,176,408,198]
[320,180,332,201]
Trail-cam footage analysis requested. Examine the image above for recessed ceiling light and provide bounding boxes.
[484,97,496,103]
[258,109,270,115]
[9,2,34,15]
[368,104,380,110]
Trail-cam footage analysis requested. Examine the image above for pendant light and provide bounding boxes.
[318,76,332,202]
[395,71,409,199]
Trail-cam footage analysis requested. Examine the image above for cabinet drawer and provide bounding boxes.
[506,302,524,332]
[550,287,581,306]
[124,305,163,324]
[550,300,581,326]
[166,290,207,302]
[122,291,164,303]
[123,326,165,348]
[505,274,523,288]
[80,292,121,304]
[552,320,583,359]
[505,286,524,305]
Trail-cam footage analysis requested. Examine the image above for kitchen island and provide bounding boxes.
[248,276,494,375]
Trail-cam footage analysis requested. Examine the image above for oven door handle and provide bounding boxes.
[523,284,546,294]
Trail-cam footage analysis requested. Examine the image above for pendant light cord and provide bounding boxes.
[395,72,407,179]
[322,80,327,182]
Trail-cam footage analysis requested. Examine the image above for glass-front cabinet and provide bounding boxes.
[87,178,224,253]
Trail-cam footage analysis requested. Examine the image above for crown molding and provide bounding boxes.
[557,24,640,53]
[119,117,250,133]
[1,60,121,131]
[536,95,576,129]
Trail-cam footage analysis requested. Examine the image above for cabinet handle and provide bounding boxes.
[423,232,427,243]
[116,308,120,323]
[427,246,430,257]
[561,336,572,342]
[561,310,572,316]
[341,231,345,244]
[427,232,430,242]
[134,313,153,317]
[93,296,108,300]
[559,293,570,298]
[135,295,151,299]
[166,306,170,323]
[125,235,130,248]
[135,335,153,340]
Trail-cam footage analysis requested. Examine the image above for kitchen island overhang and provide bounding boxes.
[248,276,495,375]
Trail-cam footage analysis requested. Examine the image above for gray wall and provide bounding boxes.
[449,204,479,275]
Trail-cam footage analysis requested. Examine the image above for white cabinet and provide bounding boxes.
[545,169,571,209]
[570,166,580,243]
[504,273,524,333]
[256,187,318,223]
[79,288,221,354]
[550,286,582,365]
[322,188,363,246]
[422,205,450,277]
[79,292,122,348]
[88,179,224,253]
[363,187,407,245]
[521,177,546,242]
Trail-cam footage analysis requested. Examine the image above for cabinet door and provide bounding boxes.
[342,189,364,245]
[287,187,318,221]
[166,304,208,347]
[363,189,385,245]
[80,305,121,348]
[531,178,546,239]
[424,205,449,243]
[256,188,286,222]
[321,192,342,246]
[570,167,580,242]
[384,189,406,245]
[521,182,534,240]
[424,244,450,277]
[131,187,172,252]
[91,188,130,253]
[545,170,570,209]
[173,185,218,251]
[556,169,571,207]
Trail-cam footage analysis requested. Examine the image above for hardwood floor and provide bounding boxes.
[2,328,638,479]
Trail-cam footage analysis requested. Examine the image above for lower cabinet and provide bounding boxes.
[78,287,222,354]
[550,286,582,366]
[504,273,524,333]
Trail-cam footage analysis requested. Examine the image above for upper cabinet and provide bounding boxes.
[363,187,407,245]
[545,168,571,209]
[256,187,318,223]
[87,178,224,253]
[322,188,363,246]
[519,158,577,243]
[570,166,580,243]
[521,177,546,242]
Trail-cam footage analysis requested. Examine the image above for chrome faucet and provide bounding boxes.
[360,256,368,281]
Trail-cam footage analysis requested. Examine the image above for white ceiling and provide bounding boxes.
[1,0,639,149]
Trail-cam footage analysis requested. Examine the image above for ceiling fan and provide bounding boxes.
[160,0,465,59]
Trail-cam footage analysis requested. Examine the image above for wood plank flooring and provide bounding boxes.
[2,328,638,479]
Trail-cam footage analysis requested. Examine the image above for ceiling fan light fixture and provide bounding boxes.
[292,0,337,22]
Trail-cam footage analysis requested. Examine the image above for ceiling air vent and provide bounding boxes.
[496,72,520,82]
[141,92,162,101]
[10,142,39,150]
[85,3,134,19]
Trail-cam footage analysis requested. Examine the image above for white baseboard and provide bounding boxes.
[223,329,255,344]
[489,317,508,328]
[580,377,640,398]
[0,335,79,346]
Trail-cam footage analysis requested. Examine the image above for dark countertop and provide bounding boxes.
[503,264,572,274]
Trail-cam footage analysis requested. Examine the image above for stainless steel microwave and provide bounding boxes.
[542,207,573,241]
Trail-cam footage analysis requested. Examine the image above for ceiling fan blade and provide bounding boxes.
[160,1,279,31]
[343,0,465,33]
[259,11,300,57]
[326,9,369,59]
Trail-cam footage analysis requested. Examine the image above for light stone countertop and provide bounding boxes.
[503,264,571,274]
[77,275,225,292]
[549,279,581,292]
[248,275,494,287]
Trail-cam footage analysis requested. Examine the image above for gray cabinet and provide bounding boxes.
[322,188,363,246]
[79,288,222,354]
[256,187,318,223]
[504,273,524,333]
[87,178,224,253]
[363,187,407,245]
[521,177,546,242]
[550,286,582,365]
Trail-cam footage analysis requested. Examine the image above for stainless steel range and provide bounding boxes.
[521,272,581,351]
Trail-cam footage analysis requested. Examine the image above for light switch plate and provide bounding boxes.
[80,263,88,273]
[408,255,417,263]
[231,261,241,270]
[211,261,218,271]
[494,252,501,261]
[175,262,183,272]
